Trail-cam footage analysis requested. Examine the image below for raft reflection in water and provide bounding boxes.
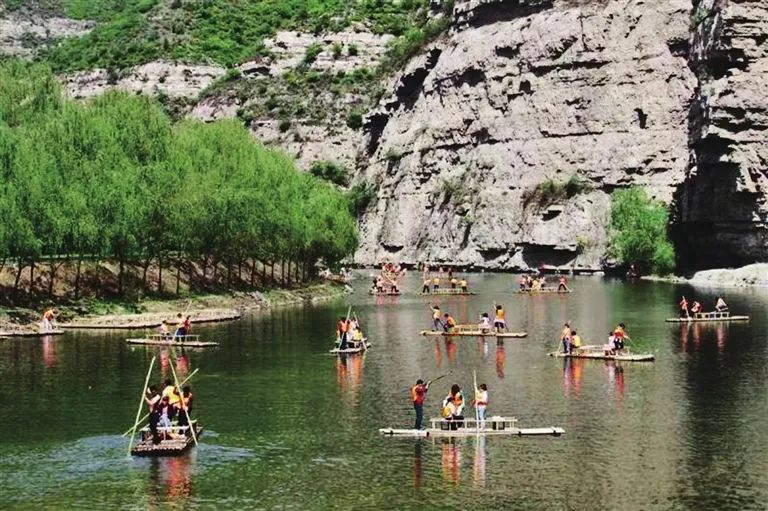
[147,452,194,506]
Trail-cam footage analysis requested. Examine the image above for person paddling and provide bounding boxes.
[473,383,489,428]
[560,323,571,353]
[443,313,457,334]
[494,304,507,333]
[431,305,443,331]
[679,296,690,319]
[411,379,430,430]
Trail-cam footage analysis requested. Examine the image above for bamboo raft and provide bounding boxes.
[380,417,565,438]
[329,340,370,354]
[0,330,65,338]
[368,289,401,296]
[131,421,203,457]
[515,287,571,294]
[665,311,749,323]
[549,346,654,362]
[126,334,219,347]
[420,289,475,296]
[421,330,527,338]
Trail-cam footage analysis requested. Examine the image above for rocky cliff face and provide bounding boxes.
[675,0,768,269]
[355,0,696,270]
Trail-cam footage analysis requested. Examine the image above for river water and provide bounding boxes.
[1,273,767,510]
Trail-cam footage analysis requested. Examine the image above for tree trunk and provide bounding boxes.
[176,255,182,296]
[142,258,151,292]
[74,258,82,300]
[271,261,275,283]
[281,260,286,286]
[238,259,243,282]
[158,254,163,294]
[227,258,232,287]
[49,261,57,296]
[201,256,207,280]
[13,263,24,291]
[118,258,125,296]
[250,258,256,287]
[29,261,35,293]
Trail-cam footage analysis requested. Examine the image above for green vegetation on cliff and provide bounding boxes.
[0,61,357,296]
[609,188,676,274]
[27,0,441,73]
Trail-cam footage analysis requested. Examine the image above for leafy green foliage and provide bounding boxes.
[346,111,363,130]
[0,62,358,292]
[347,182,377,216]
[378,16,451,73]
[609,187,676,275]
[309,161,349,187]
[303,43,323,65]
[522,174,592,208]
[41,0,438,73]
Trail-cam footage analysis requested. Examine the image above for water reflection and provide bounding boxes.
[335,354,364,404]
[604,361,625,408]
[441,439,461,486]
[561,358,583,399]
[412,441,423,490]
[679,322,731,353]
[147,453,194,507]
[495,342,505,380]
[473,436,486,488]
[41,336,57,368]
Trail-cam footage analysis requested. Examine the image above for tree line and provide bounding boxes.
[0,61,358,298]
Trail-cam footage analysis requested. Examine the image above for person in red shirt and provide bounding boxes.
[679,296,690,318]
[691,301,702,315]
[411,379,431,430]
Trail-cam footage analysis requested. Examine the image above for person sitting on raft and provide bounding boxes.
[569,329,583,354]
[442,385,465,430]
[157,320,170,339]
[443,313,457,333]
[691,301,702,316]
[478,313,492,333]
[460,279,468,293]
[531,278,542,291]
[604,331,616,356]
[494,305,507,333]
[450,277,458,289]
[715,297,728,312]
[431,305,442,331]
[679,296,690,318]
[517,276,526,290]
[560,323,571,353]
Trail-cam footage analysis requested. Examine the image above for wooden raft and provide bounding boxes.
[548,346,654,362]
[515,287,571,294]
[131,422,203,457]
[420,289,475,296]
[665,311,749,323]
[126,335,219,347]
[329,340,371,354]
[421,328,527,338]
[368,290,402,296]
[380,417,565,438]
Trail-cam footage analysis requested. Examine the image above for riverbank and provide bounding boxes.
[0,283,351,336]
[642,263,768,288]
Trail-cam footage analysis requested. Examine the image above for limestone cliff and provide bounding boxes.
[356,0,696,270]
[675,0,768,269]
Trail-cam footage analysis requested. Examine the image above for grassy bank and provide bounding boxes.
[0,281,350,335]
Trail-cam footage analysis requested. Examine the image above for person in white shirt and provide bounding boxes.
[474,384,489,427]
[477,313,492,333]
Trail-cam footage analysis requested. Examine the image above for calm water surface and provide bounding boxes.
[1,274,767,510]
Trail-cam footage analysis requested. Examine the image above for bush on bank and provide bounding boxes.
[609,187,676,275]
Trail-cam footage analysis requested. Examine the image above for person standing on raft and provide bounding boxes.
[493,304,507,333]
[679,296,690,319]
[715,297,728,312]
[336,316,350,350]
[557,275,569,292]
[560,323,571,353]
[431,305,443,331]
[411,379,430,430]
[473,383,489,427]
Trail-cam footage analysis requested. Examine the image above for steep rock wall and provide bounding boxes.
[675,0,768,269]
[355,0,695,270]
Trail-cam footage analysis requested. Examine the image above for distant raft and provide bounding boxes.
[421,330,527,338]
[126,335,219,347]
[420,289,476,296]
[515,287,571,294]
[380,417,564,438]
[665,311,749,323]
[369,289,402,296]
[131,421,203,457]
[329,340,370,354]
[549,346,654,362]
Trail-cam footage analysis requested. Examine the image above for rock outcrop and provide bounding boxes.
[0,8,93,57]
[689,263,768,287]
[675,0,768,269]
[355,0,696,270]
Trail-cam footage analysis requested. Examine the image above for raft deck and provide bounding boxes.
[126,335,219,347]
[515,288,571,294]
[665,312,749,323]
[421,330,527,338]
[380,417,564,438]
[549,346,654,362]
[131,422,202,457]
[329,340,371,354]
[369,290,401,296]
[420,289,475,296]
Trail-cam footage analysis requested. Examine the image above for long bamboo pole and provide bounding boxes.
[121,368,199,437]
[127,356,156,456]
[168,349,197,447]
[474,370,479,434]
